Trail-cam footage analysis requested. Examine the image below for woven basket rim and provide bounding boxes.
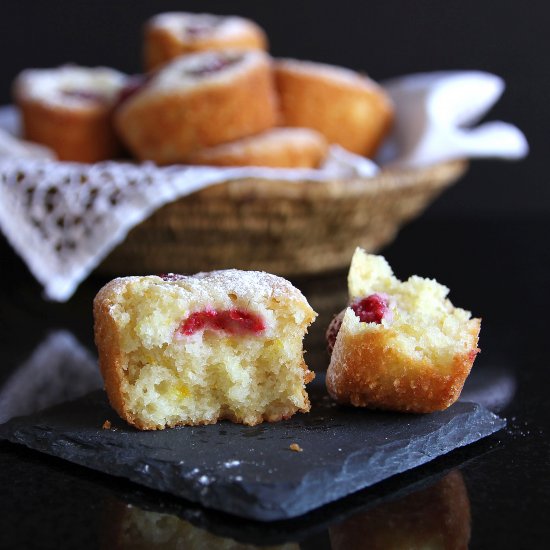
[96,158,469,276]
[173,158,469,200]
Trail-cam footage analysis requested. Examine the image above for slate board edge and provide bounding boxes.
[0,403,506,521]
[277,403,506,518]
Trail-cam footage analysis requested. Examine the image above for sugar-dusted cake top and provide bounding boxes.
[14,65,127,108]
[147,12,262,42]
[95,269,317,335]
[101,269,307,303]
[275,58,383,92]
[148,49,268,92]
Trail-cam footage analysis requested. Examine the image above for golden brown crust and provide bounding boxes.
[144,19,268,72]
[115,56,278,164]
[17,99,121,163]
[326,318,480,413]
[329,470,471,550]
[93,280,134,426]
[274,60,394,158]
[184,128,328,168]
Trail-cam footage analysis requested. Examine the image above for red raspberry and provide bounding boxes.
[326,294,392,356]
[326,310,345,355]
[158,273,186,281]
[178,308,265,336]
[351,293,390,324]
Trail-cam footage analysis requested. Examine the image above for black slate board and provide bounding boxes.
[0,377,505,521]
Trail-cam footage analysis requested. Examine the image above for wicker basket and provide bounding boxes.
[98,159,468,276]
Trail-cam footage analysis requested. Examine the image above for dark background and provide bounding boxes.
[1,0,548,219]
[1,3,550,548]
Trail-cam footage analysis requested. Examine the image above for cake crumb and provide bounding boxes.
[289,443,303,452]
[102,420,112,430]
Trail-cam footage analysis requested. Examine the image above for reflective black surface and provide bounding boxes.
[1,216,549,548]
[0,380,504,522]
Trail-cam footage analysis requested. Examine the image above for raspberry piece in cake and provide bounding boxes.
[93,270,317,429]
[184,55,241,77]
[60,89,109,103]
[177,308,265,336]
[114,74,153,108]
[326,311,345,356]
[326,294,392,355]
[351,293,392,324]
[326,248,481,413]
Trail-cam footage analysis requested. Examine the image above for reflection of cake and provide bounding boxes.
[144,12,268,71]
[93,271,316,430]
[104,499,299,550]
[326,248,480,412]
[185,127,328,168]
[329,470,471,550]
[274,59,393,157]
[13,65,127,162]
[115,50,278,165]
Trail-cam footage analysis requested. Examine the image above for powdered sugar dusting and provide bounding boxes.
[14,66,127,107]
[198,474,211,485]
[276,58,382,91]
[149,12,261,44]
[152,269,312,312]
[137,49,265,96]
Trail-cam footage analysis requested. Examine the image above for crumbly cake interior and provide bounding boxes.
[105,274,313,428]
[346,250,478,369]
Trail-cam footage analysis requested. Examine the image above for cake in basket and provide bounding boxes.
[326,248,480,412]
[13,65,127,162]
[144,12,267,71]
[93,271,317,430]
[185,127,328,168]
[115,49,278,164]
[274,59,394,158]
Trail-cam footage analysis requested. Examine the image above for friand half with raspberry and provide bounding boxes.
[326,248,480,413]
[93,270,316,430]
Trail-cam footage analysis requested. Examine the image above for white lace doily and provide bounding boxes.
[0,71,528,301]
[0,149,377,300]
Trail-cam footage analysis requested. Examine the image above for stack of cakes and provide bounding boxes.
[13,11,394,168]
